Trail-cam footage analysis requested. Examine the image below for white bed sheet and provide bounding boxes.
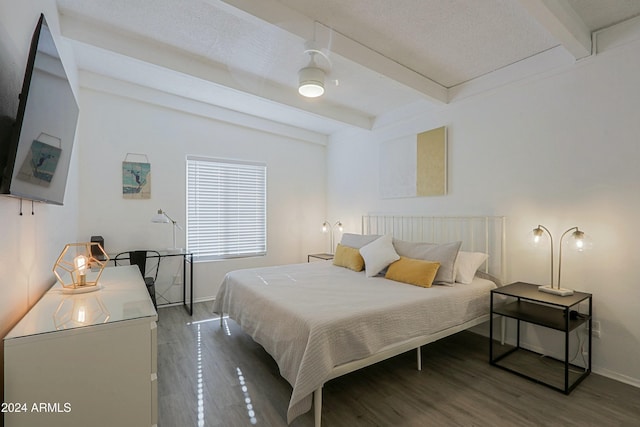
[212,261,496,423]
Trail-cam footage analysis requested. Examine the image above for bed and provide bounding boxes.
[213,215,506,426]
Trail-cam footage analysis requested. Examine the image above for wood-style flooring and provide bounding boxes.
[158,303,640,426]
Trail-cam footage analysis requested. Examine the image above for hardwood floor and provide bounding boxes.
[158,303,640,426]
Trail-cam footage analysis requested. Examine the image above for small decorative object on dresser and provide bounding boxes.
[53,242,109,293]
[490,281,592,394]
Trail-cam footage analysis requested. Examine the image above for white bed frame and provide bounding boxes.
[310,215,507,427]
[217,215,506,426]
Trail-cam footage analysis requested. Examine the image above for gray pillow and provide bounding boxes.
[392,239,462,284]
[340,233,381,249]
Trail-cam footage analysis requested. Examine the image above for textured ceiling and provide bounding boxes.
[568,0,640,30]
[55,0,640,136]
[278,0,560,87]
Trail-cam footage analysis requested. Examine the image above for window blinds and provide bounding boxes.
[186,156,266,261]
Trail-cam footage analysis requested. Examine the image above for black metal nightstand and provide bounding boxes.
[490,282,592,394]
[307,253,334,262]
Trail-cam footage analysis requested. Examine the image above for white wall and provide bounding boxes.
[327,35,640,386]
[76,80,327,302]
[0,1,81,400]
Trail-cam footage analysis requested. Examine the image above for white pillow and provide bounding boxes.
[392,240,462,284]
[340,233,381,249]
[359,234,400,277]
[455,251,489,284]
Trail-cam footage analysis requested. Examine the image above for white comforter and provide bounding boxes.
[212,262,496,423]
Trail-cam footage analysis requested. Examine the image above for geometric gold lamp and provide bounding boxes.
[532,225,591,297]
[53,242,109,293]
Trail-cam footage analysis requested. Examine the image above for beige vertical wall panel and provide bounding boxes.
[417,126,447,196]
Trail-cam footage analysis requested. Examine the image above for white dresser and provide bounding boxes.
[4,266,158,427]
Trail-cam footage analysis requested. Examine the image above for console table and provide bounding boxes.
[154,250,194,315]
[4,266,158,427]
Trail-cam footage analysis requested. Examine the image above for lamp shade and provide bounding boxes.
[530,226,550,247]
[151,209,170,224]
[298,65,325,98]
[562,228,593,252]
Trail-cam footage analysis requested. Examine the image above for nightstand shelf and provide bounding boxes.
[493,300,589,331]
[490,282,592,394]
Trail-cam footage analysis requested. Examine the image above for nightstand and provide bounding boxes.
[490,282,592,394]
[307,253,334,262]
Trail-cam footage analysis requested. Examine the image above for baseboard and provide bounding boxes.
[157,296,215,309]
[468,329,640,389]
[593,368,640,389]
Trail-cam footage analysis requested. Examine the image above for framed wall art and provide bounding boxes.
[380,126,447,199]
[122,153,151,199]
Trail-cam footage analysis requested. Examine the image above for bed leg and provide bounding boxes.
[416,346,422,371]
[314,387,322,427]
[500,316,506,345]
[219,313,223,328]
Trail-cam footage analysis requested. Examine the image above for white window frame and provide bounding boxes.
[186,155,267,261]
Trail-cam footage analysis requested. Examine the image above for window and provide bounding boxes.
[186,156,266,261]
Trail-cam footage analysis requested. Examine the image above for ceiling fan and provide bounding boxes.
[297,24,336,98]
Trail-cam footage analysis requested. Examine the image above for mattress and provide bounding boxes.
[212,261,497,422]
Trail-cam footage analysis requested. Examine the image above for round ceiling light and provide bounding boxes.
[298,65,325,98]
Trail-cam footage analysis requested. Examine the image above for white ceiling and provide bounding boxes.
[55,0,640,137]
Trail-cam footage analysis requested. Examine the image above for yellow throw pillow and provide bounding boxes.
[333,244,365,272]
[385,256,440,288]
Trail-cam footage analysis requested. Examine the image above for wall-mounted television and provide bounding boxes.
[0,13,79,206]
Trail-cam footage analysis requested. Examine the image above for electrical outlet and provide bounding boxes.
[592,321,601,338]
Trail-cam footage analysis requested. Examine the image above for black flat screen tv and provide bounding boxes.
[0,14,79,206]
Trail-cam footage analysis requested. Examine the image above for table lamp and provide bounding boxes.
[532,224,591,296]
[322,220,343,254]
[152,209,183,251]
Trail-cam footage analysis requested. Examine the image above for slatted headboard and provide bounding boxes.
[362,215,507,285]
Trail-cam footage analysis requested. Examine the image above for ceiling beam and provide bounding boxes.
[516,0,592,59]
[58,11,373,130]
[80,71,330,145]
[217,0,448,104]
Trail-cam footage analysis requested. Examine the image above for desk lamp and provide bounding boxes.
[151,209,183,251]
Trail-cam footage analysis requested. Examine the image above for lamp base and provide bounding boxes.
[61,284,103,294]
[538,285,574,296]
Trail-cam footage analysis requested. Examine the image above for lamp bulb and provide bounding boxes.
[74,254,88,273]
